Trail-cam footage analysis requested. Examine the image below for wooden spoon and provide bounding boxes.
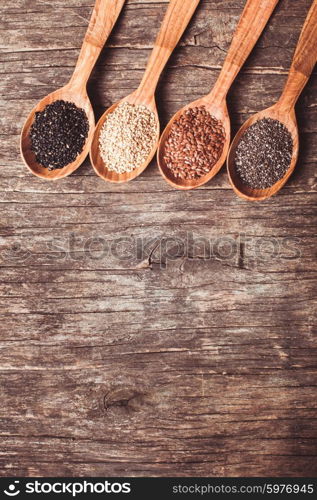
[90,0,201,183]
[157,0,280,190]
[20,0,126,180]
[227,0,317,201]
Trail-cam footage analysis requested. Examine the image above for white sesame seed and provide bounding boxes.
[99,102,157,174]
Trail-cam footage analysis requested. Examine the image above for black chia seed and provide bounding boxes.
[234,118,293,189]
[30,100,89,170]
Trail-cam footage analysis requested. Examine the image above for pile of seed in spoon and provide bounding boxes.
[234,118,293,189]
[163,106,226,180]
[99,102,157,174]
[30,100,89,170]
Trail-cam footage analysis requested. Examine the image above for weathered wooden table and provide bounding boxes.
[1,0,316,477]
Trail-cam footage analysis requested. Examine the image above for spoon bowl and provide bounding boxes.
[20,86,95,180]
[157,96,230,190]
[90,92,160,183]
[227,105,298,201]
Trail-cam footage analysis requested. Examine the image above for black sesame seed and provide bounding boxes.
[30,100,89,170]
[234,118,293,189]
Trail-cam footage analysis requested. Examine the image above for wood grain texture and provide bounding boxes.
[0,0,317,477]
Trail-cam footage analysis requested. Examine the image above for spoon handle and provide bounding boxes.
[137,0,201,98]
[278,0,317,110]
[208,0,279,102]
[69,0,126,90]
